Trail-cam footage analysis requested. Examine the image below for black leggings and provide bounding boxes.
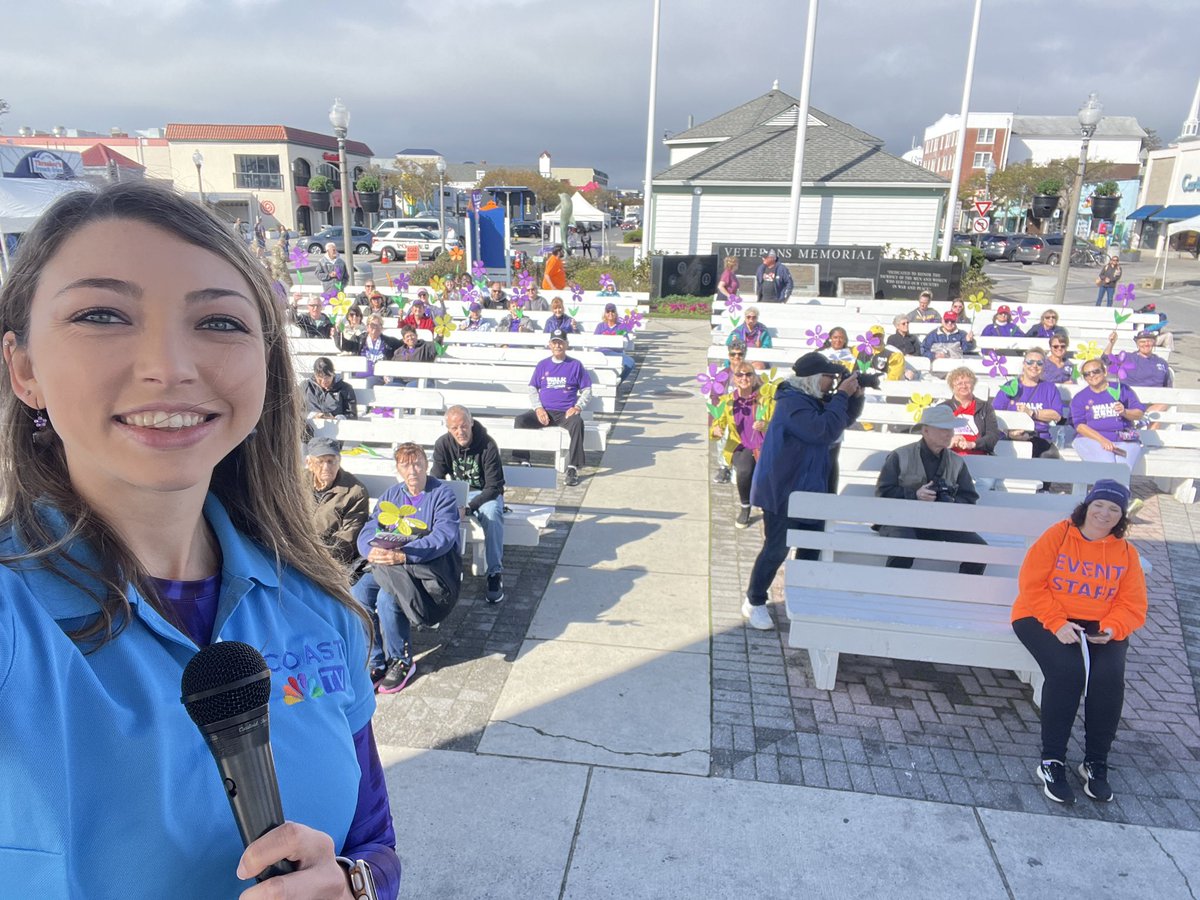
[1012,616,1129,763]
[731,446,756,505]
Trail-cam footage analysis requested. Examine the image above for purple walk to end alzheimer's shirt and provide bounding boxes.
[530,356,592,411]
[1070,382,1144,441]
[992,381,1062,438]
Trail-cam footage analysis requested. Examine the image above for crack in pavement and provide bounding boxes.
[1149,830,1196,900]
[494,720,707,758]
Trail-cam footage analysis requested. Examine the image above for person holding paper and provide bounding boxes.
[1070,361,1145,469]
[1011,480,1147,804]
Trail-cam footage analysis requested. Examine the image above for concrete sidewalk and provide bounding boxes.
[373,316,1200,899]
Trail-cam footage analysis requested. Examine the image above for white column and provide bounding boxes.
[786,0,819,244]
[939,0,983,261]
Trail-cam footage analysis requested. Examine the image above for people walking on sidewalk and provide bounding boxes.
[1011,480,1147,804]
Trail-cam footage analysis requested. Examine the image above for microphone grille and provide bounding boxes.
[180,641,272,727]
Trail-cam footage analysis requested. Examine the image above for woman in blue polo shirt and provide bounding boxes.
[0,183,399,898]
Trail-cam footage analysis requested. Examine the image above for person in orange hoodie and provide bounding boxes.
[542,244,567,290]
[1011,479,1147,806]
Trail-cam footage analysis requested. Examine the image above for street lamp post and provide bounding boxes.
[329,98,354,287]
[1052,92,1103,307]
[436,157,447,253]
[192,151,204,206]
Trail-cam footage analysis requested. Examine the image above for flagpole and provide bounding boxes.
[640,0,662,258]
[939,0,983,261]
[786,0,819,244]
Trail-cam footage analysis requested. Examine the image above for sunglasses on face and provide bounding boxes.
[1083,369,1104,377]
[729,352,745,358]
[1051,343,1066,349]
[734,372,753,379]
[1024,359,1045,367]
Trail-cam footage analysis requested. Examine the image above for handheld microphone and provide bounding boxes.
[181,641,297,882]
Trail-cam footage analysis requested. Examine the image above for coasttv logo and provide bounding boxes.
[280,666,350,706]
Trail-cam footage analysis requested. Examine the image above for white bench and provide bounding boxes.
[782,491,1057,703]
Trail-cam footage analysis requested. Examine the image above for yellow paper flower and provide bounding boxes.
[329,292,353,319]
[1075,341,1101,362]
[967,292,989,314]
[377,501,428,536]
[434,314,457,338]
[906,393,933,423]
[429,275,446,294]
[448,246,464,261]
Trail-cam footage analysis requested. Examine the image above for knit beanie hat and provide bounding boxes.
[1083,479,1131,513]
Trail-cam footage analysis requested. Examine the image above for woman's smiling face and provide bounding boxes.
[5,219,266,499]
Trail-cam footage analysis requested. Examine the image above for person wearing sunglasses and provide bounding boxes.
[1027,309,1066,340]
[726,306,773,353]
[1070,361,1145,470]
[710,364,777,528]
[992,350,1064,459]
[886,314,922,357]
[1042,334,1075,384]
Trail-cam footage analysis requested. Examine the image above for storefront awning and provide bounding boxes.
[1148,204,1200,221]
[1125,204,1162,221]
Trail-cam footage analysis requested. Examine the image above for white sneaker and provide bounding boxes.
[741,597,774,630]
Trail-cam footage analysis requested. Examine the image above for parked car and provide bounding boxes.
[980,233,1026,261]
[374,227,444,263]
[512,220,541,238]
[1013,234,1065,265]
[304,226,374,255]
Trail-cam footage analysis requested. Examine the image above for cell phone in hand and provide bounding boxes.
[1111,446,1127,458]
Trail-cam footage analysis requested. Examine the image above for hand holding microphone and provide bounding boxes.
[181,641,355,897]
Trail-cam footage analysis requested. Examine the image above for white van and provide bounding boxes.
[375,216,441,235]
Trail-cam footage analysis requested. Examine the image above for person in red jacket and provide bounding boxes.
[542,244,567,290]
[1011,479,1147,806]
[401,297,435,332]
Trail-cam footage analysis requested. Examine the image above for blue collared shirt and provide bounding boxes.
[0,495,375,897]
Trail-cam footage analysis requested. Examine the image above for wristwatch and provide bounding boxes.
[336,856,380,900]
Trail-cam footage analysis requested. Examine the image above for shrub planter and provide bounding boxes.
[1089,196,1120,220]
[309,190,331,213]
[358,191,380,214]
[1031,195,1059,218]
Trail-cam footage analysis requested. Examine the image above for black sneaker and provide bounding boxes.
[1037,760,1076,804]
[369,664,388,686]
[735,505,751,529]
[712,467,731,484]
[564,467,580,487]
[486,573,505,604]
[1078,761,1113,802]
[377,658,416,695]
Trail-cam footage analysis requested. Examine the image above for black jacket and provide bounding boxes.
[392,339,438,363]
[886,332,922,357]
[430,421,505,513]
[304,375,358,419]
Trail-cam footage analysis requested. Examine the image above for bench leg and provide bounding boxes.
[1017,670,1044,709]
[1173,478,1196,505]
[809,648,840,690]
[471,542,486,578]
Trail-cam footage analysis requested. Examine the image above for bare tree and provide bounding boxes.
[0,99,10,120]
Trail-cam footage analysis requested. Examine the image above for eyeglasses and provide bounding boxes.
[734,372,754,379]
[729,352,745,358]
[744,315,757,320]
[1023,359,1045,367]
[1082,369,1105,377]
[1043,316,1057,321]
[1050,343,1066,349]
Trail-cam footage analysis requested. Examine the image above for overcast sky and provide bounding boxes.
[2,0,1193,187]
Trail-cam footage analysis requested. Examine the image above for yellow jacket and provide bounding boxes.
[853,347,907,381]
[710,380,779,466]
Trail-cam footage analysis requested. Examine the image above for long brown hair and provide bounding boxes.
[0,181,369,650]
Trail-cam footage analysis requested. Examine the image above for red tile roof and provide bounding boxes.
[164,124,373,157]
[80,143,145,170]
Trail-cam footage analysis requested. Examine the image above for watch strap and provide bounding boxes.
[336,856,380,900]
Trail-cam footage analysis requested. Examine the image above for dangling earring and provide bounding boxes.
[32,408,53,447]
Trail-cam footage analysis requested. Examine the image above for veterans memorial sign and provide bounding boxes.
[712,243,961,302]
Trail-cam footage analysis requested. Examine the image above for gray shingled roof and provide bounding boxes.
[1011,115,1146,139]
[656,121,945,185]
[668,88,883,147]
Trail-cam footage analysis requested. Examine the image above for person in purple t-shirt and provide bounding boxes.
[1042,334,1075,385]
[992,349,1064,460]
[1026,309,1067,340]
[1071,360,1145,469]
[980,305,1023,338]
[1103,329,1173,428]
[513,329,593,486]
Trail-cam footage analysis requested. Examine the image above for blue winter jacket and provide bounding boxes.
[749,380,863,516]
[922,327,973,358]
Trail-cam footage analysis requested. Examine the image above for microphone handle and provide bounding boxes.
[208,722,298,881]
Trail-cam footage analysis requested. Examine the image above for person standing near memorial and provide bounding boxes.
[755,250,792,303]
[717,256,740,302]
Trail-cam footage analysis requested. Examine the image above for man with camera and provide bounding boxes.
[874,405,988,574]
[742,352,865,630]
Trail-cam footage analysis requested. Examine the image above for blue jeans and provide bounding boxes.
[745,510,821,606]
[471,495,505,576]
[1095,284,1115,306]
[351,570,411,668]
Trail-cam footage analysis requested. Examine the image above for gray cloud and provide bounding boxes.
[4,0,1191,187]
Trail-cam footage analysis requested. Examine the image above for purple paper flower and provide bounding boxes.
[854,331,881,356]
[983,349,1009,377]
[599,273,615,292]
[321,288,337,302]
[805,325,827,348]
[725,293,743,314]
[289,244,309,268]
[392,273,410,292]
[471,258,486,279]
[511,286,528,306]
[696,363,730,399]
[517,269,534,290]
[570,282,584,303]
[1115,282,1136,308]
[1107,350,1135,380]
[621,309,645,331]
[1010,305,1030,326]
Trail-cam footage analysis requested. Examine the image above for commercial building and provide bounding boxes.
[649,86,950,256]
